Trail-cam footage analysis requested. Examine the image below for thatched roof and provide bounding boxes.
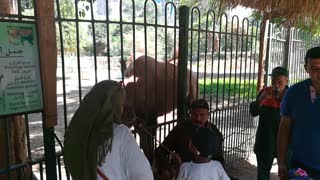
[225,0,320,28]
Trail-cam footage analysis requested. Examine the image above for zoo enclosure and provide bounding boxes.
[0,0,319,180]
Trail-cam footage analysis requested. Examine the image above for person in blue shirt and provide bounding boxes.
[278,46,320,180]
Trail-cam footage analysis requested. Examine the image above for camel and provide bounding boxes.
[122,55,198,161]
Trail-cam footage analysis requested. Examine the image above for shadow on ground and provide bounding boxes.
[226,158,278,180]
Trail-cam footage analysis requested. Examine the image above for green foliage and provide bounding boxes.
[199,78,257,98]
[179,0,228,16]
[56,0,91,55]
[249,10,320,35]
[249,10,286,25]
[55,0,233,57]
[295,18,320,35]
[82,0,176,58]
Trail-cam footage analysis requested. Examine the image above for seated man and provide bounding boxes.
[154,99,224,180]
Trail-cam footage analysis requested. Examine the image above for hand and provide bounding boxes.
[258,87,273,103]
[171,153,182,165]
[159,170,171,180]
[278,163,287,180]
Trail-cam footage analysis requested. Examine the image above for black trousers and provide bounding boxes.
[256,154,274,180]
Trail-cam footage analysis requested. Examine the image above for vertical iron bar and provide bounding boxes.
[195,8,200,99]
[208,11,216,122]
[89,0,98,83]
[164,2,169,137]
[232,16,240,162]
[189,8,194,101]
[40,162,44,180]
[55,0,68,131]
[42,114,57,180]
[228,15,237,162]
[131,0,137,113]
[105,0,111,79]
[203,11,212,99]
[177,6,189,121]
[154,1,158,154]
[74,0,82,102]
[171,3,177,126]
[119,0,124,82]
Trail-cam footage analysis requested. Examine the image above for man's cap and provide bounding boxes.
[189,99,209,110]
[269,66,288,77]
[191,127,219,158]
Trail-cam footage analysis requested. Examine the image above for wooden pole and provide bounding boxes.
[35,0,58,179]
[0,0,16,16]
[257,13,269,91]
[35,0,57,128]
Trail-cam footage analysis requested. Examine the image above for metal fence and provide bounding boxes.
[265,24,320,85]
[1,0,319,180]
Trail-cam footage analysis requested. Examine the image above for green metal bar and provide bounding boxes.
[177,6,189,121]
[42,113,57,180]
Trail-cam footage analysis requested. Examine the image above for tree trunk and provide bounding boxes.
[257,13,269,91]
[0,0,16,15]
[0,1,29,180]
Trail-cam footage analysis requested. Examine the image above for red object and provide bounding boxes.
[97,168,109,180]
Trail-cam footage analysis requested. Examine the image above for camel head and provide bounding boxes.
[121,103,136,127]
[121,52,146,78]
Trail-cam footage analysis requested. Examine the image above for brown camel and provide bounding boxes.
[123,55,198,161]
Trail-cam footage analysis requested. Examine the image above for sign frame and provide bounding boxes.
[0,20,44,117]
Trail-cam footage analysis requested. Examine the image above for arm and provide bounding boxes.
[277,116,293,180]
[209,124,225,166]
[249,90,265,117]
[154,125,179,175]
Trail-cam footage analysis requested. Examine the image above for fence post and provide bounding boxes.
[35,0,58,179]
[257,15,269,90]
[177,6,189,121]
[283,27,292,69]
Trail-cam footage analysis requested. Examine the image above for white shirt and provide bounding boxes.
[177,160,230,180]
[97,124,154,180]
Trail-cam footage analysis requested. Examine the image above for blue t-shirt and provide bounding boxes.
[281,79,320,170]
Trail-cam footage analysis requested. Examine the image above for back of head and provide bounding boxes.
[63,80,125,180]
[189,99,209,110]
[305,47,320,65]
[191,127,219,159]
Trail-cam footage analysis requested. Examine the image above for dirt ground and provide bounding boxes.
[226,153,278,180]
[32,153,279,180]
